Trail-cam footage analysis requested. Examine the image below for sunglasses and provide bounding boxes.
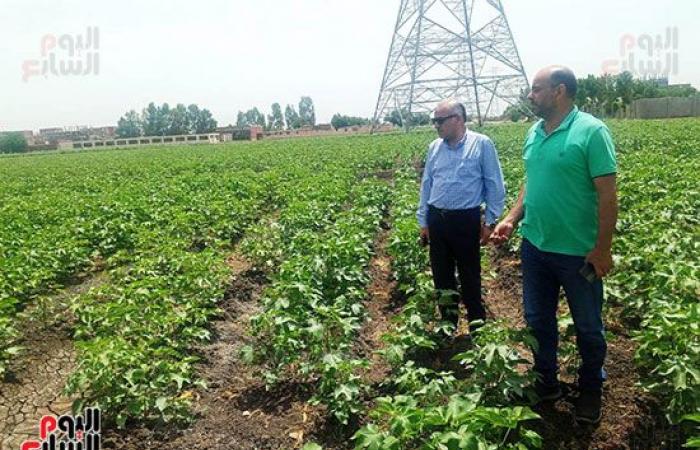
[431,114,458,126]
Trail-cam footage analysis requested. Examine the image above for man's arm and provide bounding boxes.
[586,174,617,277]
[417,144,434,244]
[480,138,506,244]
[490,184,525,244]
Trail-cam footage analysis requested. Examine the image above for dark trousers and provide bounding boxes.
[521,239,607,390]
[427,204,485,328]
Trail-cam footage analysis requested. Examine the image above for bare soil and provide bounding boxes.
[0,272,107,450]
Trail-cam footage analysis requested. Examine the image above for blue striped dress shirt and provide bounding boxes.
[417,130,506,228]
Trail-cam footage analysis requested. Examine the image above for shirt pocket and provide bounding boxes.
[456,155,480,179]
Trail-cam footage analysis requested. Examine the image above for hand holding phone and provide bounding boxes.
[579,263,597,283]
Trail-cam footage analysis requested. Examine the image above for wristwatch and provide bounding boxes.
[486,223,496,230]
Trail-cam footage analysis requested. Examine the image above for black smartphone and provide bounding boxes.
[579,263,597,283]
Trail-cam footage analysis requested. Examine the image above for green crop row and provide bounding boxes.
[244,179,390,424]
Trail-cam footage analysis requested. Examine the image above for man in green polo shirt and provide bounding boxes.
[491,66,618,425]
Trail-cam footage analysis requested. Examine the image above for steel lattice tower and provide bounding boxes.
[372,0,529,128]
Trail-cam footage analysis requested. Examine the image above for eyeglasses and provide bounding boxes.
[431,114,458,126]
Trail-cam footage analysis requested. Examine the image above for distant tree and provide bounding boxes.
[268,103,285,131]
[236,111,247,127]
[246,108,266,128]
[298,96,316,127]
[122,103,216,137]
[141,102,161,136]
[501,89,533,122]
[187,104,202,133]
[384,109,430,127]
[658,84,698,97]
[236,108,266,128]
[140,102,171,136]
[0,132,28,153]
[285,104,302,129]
[193,108,217,133]
[502,104,525,122]
[331,114,370,129]
[384,109,403,127]
[116,110,142,137]
[412,112,431,126]
[168,103,190,135]
[158,103,172,135]
[185,104,216,134]
[575,72,698,117]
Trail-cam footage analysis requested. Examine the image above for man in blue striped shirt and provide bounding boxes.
[417,99,506,333]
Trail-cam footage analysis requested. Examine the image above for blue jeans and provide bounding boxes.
[521,239,607,390]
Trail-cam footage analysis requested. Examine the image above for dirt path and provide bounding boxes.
[355,219,397,385]
[0,273,107,450]
[484,246,681,450]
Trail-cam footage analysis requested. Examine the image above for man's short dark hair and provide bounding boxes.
[549,68,577,99]
[456,103,467,121]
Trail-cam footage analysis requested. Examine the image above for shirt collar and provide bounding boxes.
[536,106,579,137]
[442,130,469,150]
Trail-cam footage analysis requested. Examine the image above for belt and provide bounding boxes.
[428,204,479,217]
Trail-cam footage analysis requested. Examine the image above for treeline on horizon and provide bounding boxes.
[1,72,698,153]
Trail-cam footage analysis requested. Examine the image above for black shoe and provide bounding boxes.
[574,389,602,425]
[509,380,562,405]
[533,380,563,402]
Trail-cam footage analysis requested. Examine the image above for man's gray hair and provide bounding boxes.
[437,98,467,121]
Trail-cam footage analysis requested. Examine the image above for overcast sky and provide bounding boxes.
[1,0,697,131]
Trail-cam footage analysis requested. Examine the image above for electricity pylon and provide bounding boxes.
[372,0,529,129]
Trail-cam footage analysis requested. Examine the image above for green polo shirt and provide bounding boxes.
[521,106,617,256]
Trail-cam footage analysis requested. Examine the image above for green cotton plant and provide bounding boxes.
[378,278,448,367]
[391,362,458,398]
[311,353,369,425]
[386,170,430,294]
[354,392,542,450]
[301,443,324,450]
[0,292,20,366]
[634,300,700,424]
[354,360,543,448]
[243,179,390,423]
[380,171,461,367]
[556,313,579,376]
[66,336,198,428]
[681,413,700,448]
[453,320,537,406]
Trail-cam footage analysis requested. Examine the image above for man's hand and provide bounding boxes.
[585,247,613,278]
[480,224,493,245]
[490,220,515,245]
[419,227,430,247]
